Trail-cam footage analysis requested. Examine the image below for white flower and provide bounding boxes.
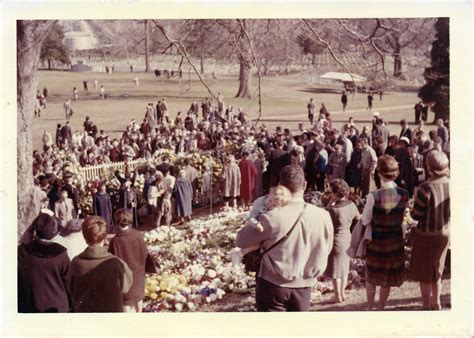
[207,269,217,278]
[175,303,183,312]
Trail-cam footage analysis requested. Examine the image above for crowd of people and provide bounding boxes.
[21,87,451,312]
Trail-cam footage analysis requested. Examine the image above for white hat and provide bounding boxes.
[373,111,380,117]
[399,136,410,145]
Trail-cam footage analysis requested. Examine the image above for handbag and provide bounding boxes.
[145,253,158,273]
[242,204,307,273]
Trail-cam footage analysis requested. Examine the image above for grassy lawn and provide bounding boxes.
[33,70,432,150]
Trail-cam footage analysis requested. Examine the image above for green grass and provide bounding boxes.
[33,70,430,150]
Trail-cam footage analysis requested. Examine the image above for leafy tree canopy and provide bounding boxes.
[40,24,71,67]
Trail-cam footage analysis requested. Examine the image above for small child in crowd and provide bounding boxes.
[161,191,173,226]
[230,185,292,264]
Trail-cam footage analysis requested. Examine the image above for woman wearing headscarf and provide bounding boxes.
[92,182,113,232]
[407,150,450,310]
[173,170,194,223]
[222,155,241,209]
[18,213,71,312]
[360,155,409,311]
[327,144,347,181]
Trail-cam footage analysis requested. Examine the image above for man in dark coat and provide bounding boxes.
[367,93,374,110]
[61,121,72,146]
[190,101,199,115]
[341,91,348,112]
[18,213,71,313]
[395,137,414,197]
[55,123,63,146]
[399,119,414,144]
[414,101,423,124]
[201,98,211,120]
[109,209,149,312]
[268,142,289,187]
[115,170,138,227]
[62,172,81,217]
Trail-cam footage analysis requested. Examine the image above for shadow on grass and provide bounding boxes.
[315,294,451,312]
[258,118,433,126]
[298,87,343,95]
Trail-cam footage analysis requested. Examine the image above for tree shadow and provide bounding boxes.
[298,87,343,95]
[316,294,451,312]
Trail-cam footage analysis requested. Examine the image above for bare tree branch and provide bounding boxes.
[302,19,357,83]
[152,20,215,100]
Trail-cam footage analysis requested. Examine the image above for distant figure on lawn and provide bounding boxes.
[414,101,423,124]
[367,93,374,110]
[341,91,348,112]
[83,80,88,93]
[73,87,78,102]
[307,98,316,125]
[64,99,72,119]
[100,85,106,100]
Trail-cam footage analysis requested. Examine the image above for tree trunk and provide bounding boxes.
[47,59,52,70]
[393,43,402,77]
[235,55,252,98]
[17,20,56,240]
[200,52,204,73]
[144,19,150,72]
[311,53,316,65]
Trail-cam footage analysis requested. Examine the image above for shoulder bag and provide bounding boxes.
[243,204,307,273]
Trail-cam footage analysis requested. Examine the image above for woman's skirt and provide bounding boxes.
[324,235,351,278]
[365,228,405,287]
[408,227,450,283]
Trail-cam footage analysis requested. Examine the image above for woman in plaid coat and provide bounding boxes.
[360,155,409,311]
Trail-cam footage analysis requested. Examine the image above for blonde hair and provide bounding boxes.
[427,150,450,177]
[265,185,292,209]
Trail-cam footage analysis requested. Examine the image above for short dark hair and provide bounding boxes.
[330,179,350,198]
[114,208,133,227]
[279,165,305,193]
[377,155,400,180]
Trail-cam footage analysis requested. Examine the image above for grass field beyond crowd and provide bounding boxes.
[33,70,429,150]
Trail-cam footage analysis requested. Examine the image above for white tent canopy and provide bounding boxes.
[319,71,366,83]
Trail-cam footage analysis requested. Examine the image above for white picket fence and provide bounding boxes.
[81,158,149,181]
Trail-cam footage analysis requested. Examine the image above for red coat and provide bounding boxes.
[239,159,257,201]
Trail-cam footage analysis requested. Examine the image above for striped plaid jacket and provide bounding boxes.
[412,176,450,233]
